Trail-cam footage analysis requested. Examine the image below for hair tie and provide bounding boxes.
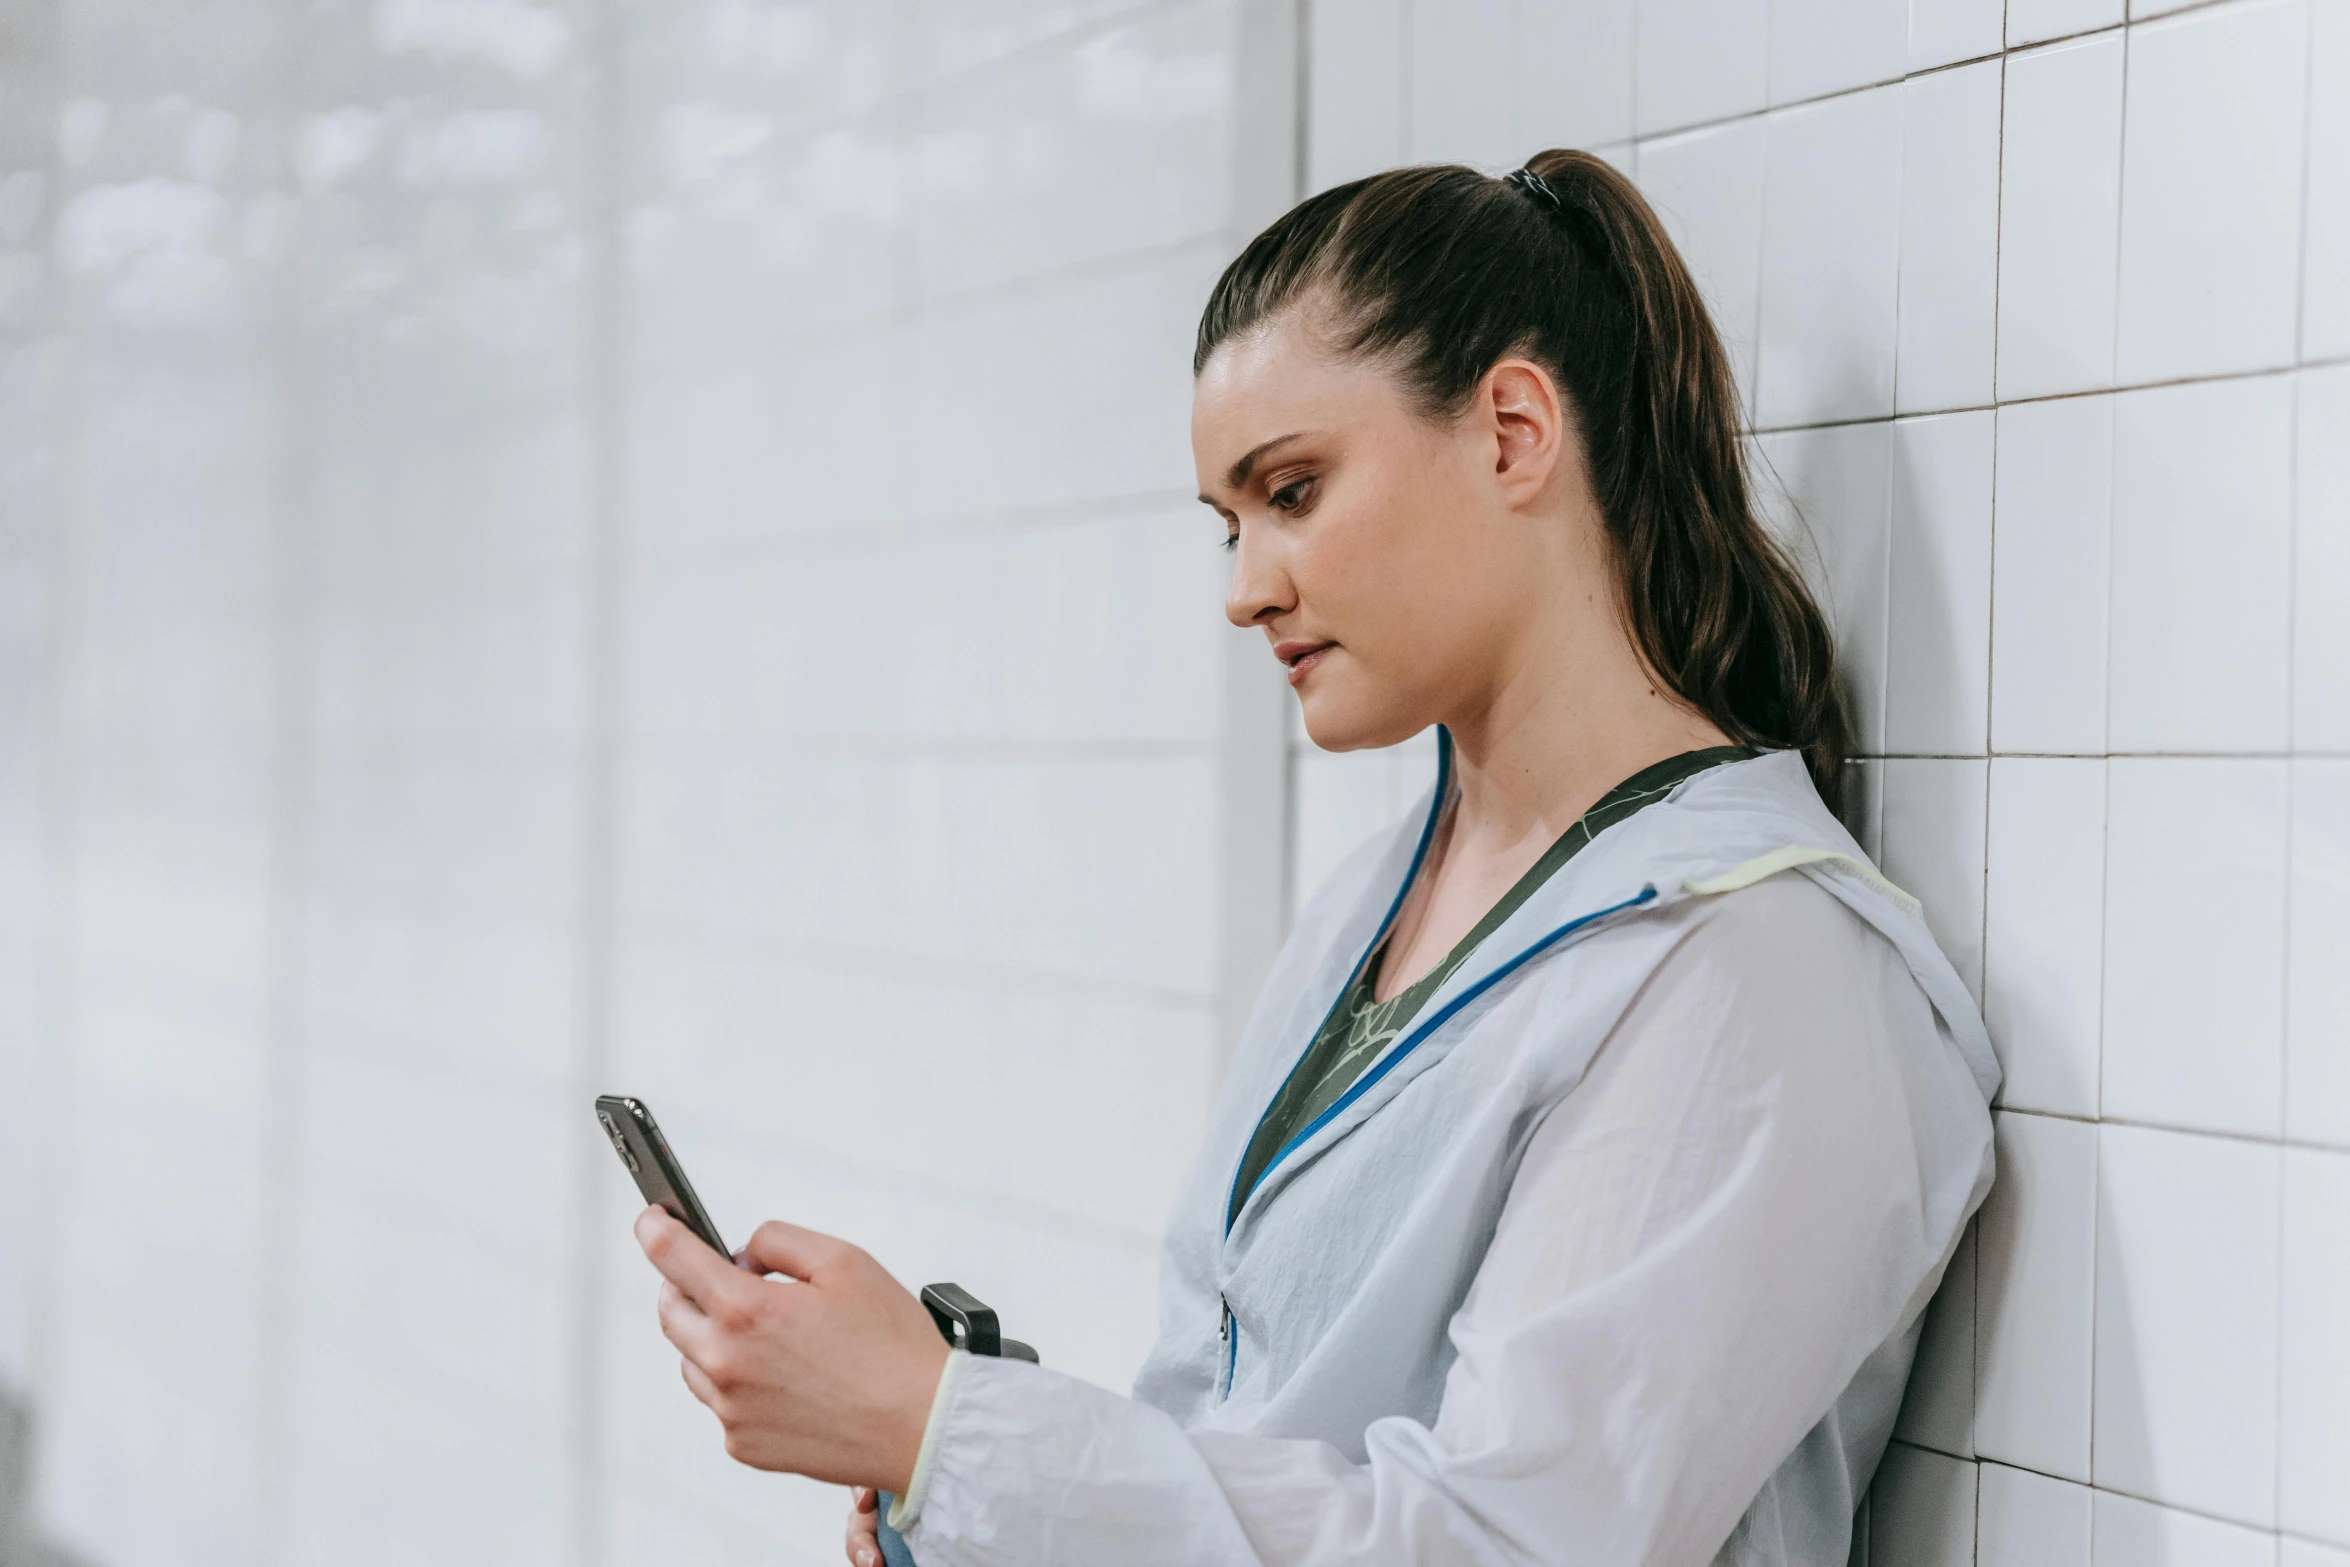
[1504,166,1567,215]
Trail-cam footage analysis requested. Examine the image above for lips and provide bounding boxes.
[1273,640,1335,685]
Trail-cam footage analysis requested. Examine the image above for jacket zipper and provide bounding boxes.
[1219,1294,1236,1398]
[1224,881,1660,1242]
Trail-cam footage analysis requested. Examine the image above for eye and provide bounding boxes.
[1269,477,1316,514]
[1221,528,1239,553]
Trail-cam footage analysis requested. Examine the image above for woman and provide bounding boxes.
[634,150,1997,1567]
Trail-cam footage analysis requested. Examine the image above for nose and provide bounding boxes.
[1224,524,1295,630]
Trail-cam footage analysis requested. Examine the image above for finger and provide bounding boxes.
[853,1486,879,1516]
[847,1519,881,1567]
[656,1280,719,1362]
[680,1353,724,1412]
[638,1206,759,1315]
[736,1218,856,1283]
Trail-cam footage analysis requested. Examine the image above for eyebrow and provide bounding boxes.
[1221,430,1313,492]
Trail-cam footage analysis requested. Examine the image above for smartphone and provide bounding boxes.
[595,1095,731,1261]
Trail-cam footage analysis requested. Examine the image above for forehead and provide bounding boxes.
[1191,313,1403,465]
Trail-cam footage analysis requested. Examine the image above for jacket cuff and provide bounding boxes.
[885,1348,971,1531]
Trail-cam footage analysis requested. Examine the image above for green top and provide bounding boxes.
[1228,746,1754,1224]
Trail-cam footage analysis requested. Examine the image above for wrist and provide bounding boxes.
[879,1335,952,1495]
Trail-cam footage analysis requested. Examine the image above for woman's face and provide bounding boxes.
[1193,309,1586,753]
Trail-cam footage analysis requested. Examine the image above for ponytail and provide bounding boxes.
[1195,150,1850,812]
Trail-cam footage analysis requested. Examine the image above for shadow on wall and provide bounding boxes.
[0,1388,88,1567]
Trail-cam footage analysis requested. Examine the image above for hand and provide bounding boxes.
[635,1208,949,1491]
[845,1486,882,1567]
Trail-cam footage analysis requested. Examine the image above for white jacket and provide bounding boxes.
[894,745,1998,1566]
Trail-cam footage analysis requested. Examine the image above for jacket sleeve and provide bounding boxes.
[898,875,1993,1567]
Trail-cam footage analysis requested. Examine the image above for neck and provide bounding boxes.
[1437,605,1731,859]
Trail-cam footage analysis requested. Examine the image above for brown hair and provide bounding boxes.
[1195,150,1849,812]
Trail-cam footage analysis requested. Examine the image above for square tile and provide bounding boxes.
[1515,0,1636,151]
[1990,395,2112,756]
[2283,1147,2350,1547]
[1869,1442,1977,1567]
[2006,0,2123,46]
[1977,1463,2091,1567]
[2102,758,2289,1138]
[1984,758,2105,1118]
[1754,422,1892,752]
[1996,34,2125,400]
[1881,758,1988,1000]
[908,4,1234,305]
[1887,412,1993,754]
[1636,118,1768,411]
[1769,0,1907,104]
[2290,761,2350,1145]
[1975,1110,2097,1481]
[1410,0,1516,167]
[1895,1219,1976,1457]
[1897,62,2002,414]
[2115,0,2309,383]
[1756,85,1904,427]
[1910,0,2004,69]
[2285,1544,2350,1567]
[2091,1491,2281,1567]
[2307,0,2350,359]
[1306,0,1406,192]
[2299,367,2350,751]
[2108,375,2294,753]
[1635,0,1768,135]
[2095,1123,2281,1528]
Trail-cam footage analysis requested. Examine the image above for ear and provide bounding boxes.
[1481,359,1565,510]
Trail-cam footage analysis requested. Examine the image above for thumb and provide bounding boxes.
[737,1218,856,1283]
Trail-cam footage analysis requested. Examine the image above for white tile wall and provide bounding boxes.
[2300,367,2350,750]
[2307,0,2350,360]
[1990,396,2114,756]
[0,1,1251,1562]
[10,1,2347,1564]
[2096,1123,2281,1527]
[1912,0,2006,69]
[2092,1490,2283,1567]
[2102,758,2289,1137]
[1897,63,2002,415]
[2114,0,2309,384]
[1984,759,2105,1116]
[1636,0,1768,137]
[1886,412,1994,754]
[1976,1111,2097,1480]
[2108,376,2295,754]
[2290,761,2350,1145]
[2282,1146,2350,1547]
[1756,85,1904,427]
[1997,34,2126,401]
[1296,6,2350,1565]
[1978,1463,2092,1567]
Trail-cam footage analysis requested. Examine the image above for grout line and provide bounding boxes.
[1977,1455,2337,1550]
[1997,1103,2347,1156]
[1742,353,2350,439]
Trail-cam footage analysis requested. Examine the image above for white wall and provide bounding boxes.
[0,2,1281,1563]
[1301,1,2350,1563]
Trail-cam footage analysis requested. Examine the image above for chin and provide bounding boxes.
[1296,687,1425,755]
